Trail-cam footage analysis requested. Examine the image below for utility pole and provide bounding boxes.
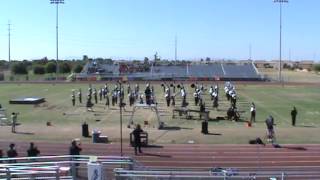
[50,0,64,81]
[274,0,288,82]
[8,21,11,70]
[175,35,177,62]
[8,21,11,63]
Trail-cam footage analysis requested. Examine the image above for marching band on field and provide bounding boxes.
[70,81,245,122]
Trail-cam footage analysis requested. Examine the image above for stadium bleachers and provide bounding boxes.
[79,61,263,81]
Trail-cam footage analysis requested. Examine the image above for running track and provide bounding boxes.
[1,141,320,179]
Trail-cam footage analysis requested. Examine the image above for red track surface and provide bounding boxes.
[1,141,320,177]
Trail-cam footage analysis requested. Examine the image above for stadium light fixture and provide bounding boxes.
[273,0,288,82]
[50,0,64,81]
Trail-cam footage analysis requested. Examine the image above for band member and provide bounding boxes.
[112,89,118,106]
[86,95,93,111]
[93,88,98,104]
[212,91,219,109]
[165,86,171,107]
[105,92,110,108]
[181,87,187,107]
[194,89,200,106]
[98,88,103,101]
[103,83,109,99]
[250,102,256,123]
[71,91,75,106]
[127,84,131,94]
[171,94,176,106]
[139,94,144,104]
[78,89,82,104]
[134,84,140,100]
[231,93,237,107]
[162,83,166,93]
[145,83,152,105]
[209,86,214,100]
[129,91,135,106]
[214,84,219,95]
[88,86,92,97]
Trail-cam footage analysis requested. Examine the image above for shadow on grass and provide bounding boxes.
[15,131,34,135]
[204,132,222,136]
[296,125,316,128]
[160,126,193,131]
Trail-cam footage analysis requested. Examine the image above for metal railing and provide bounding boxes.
[113,168,320,180]
[0,155,137,179]
[2,155,320,179]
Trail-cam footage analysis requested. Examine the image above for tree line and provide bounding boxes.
[8,59,84,75]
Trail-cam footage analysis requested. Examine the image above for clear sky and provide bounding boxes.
[0,0,319,61]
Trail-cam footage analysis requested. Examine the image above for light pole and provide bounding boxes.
[50,0,64,81]
[119,80,123,157]
[274,0,288,82]
[8,21,11,78]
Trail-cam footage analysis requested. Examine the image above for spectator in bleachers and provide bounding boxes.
[7,143,18,163]
[27,142,40,157]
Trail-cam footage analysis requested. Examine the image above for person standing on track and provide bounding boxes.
[7,143,18,163]
[132,124,143,155]
[27,142,40,158]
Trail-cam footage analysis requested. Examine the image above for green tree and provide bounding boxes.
[313,64,320,72]
[11,62,28,74]
[59,62,71,73]
[33,65,45,74]
[73,64,83,73]
[46,62,57,73]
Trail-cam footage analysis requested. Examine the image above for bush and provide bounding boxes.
[60,62,71,74]
[46,62,57,73]
[73,64,83,73]
[33,65,45,75]
[11,63,28,74]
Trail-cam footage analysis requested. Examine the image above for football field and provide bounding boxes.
[0,82,319,144]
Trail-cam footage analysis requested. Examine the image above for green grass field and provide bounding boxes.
[0,82,319,144]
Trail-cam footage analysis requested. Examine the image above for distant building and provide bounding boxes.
[297,61,314,70]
